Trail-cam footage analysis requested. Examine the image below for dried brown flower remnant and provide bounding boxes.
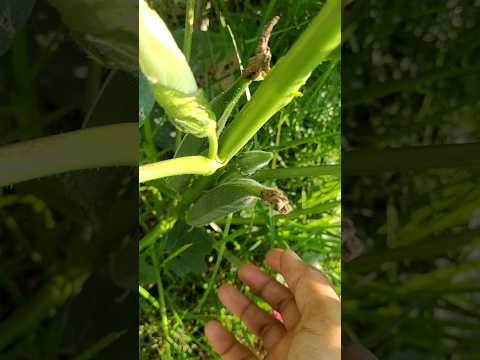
[342,218,364,262]
[260,187,292,214]
[242,16,280,81]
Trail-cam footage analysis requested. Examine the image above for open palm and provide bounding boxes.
[205,249,341,360]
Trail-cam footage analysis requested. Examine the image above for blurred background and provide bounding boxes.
[343,0,480,358]
[0,0,138,358]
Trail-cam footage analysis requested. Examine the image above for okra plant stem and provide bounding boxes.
[138,0,340,182]
[207,125,219,160]
[139,156,221,183]
[0,123,137,187]
[218,0,341,163]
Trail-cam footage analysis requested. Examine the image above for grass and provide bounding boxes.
[139,0,341,358]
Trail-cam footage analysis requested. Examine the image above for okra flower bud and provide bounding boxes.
[139,0,216,138]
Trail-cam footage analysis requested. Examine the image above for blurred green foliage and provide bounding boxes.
[0,0,137,358]
[343,0,480,358]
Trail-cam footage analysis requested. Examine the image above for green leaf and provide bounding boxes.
[236,150,273,175]
[139,71,154,127]
[186,179,265,226]
[139,251,156,284]
[0,0,36,55]
[164,221,213,277]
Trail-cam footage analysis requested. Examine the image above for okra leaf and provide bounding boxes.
[139,251,156,284]
[236,150,273,175]
[139,71,154,127]
[0,0,36,56]
[164,220,213,277]
[186,178,265,226]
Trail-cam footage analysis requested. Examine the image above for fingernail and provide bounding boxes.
[286,249,302,261]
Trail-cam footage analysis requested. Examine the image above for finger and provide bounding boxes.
[205,320,256,360]
[218,284,286,350]
[266,248,339,311]
[238,263,300,329]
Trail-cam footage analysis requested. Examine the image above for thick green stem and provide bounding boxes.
[139,156,222,183]
[0,123,137,187]
[207,124,219,160]
[218,0,340,163]
[138,0,339,183]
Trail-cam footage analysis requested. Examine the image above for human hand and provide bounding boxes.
[205,248,341,359]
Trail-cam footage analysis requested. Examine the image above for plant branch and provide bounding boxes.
[0,123,137,187]
[139,156,222,183]
[138,1,339,184]
[207,124,219,160]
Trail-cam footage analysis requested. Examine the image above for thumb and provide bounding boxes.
[266,249,339,312]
